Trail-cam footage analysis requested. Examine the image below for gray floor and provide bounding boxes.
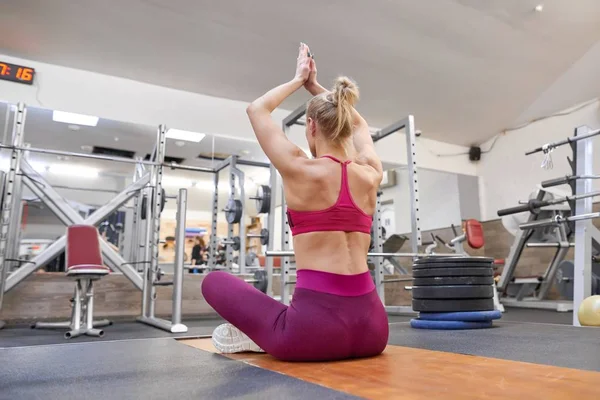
[0,308,574,348]
[0,338,358,400]
[388,321,600,371]
[0,317,224,348]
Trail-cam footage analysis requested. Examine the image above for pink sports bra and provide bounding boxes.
[286,155,373,236]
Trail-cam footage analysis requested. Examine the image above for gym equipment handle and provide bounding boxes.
[497,199,548,217]
[541,176,570,188]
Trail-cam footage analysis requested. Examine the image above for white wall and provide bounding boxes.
[478,100,600,221]
[0,54,476,175]
[390,168,463,234]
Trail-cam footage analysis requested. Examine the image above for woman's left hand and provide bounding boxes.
[294,42,312,83]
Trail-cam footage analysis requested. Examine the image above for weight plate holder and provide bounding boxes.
[413,267,493,278]
[224,198,243,224]
[412,298,495,312]
[413,276,495,286]
[412,285,494,300]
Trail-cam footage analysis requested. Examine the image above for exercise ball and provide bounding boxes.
[577,295,600,326]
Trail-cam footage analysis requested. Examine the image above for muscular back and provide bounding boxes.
[282,157,379,275]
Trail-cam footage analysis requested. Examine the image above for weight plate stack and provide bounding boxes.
[410,256,495,314]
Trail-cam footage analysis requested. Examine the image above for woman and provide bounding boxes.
[201,43,388,361]
[190,236,206,274]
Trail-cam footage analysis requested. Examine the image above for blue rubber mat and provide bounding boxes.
[411,319,493,329]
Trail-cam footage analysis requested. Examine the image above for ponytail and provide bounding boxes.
[306,76,360,143]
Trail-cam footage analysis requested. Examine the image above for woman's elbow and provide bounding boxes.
[246,102,261,117]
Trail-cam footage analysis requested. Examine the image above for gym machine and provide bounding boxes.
[266,107,423,314]
[497,125,600,325]
[0,102,271,331]
[206,155,272,274]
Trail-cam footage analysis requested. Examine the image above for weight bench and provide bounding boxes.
[32,225,112,338]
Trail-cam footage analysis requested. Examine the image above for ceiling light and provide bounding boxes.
[48,164,98,178]
[114,137,119,142]
[166,129,205,143]
[534,4,543,12]
[52,111,99,127]
[175,141,186,147]
[68,125,80,131]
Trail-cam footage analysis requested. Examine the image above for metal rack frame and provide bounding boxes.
[498,126,600,322]
[274,105,422,313]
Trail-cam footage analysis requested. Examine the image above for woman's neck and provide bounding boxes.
[316,140,351,160]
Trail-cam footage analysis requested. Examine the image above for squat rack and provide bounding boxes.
[266,104,423,314]
[0,102,271,332]
[497,125,600,324]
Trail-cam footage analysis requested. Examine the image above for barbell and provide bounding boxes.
[222,229,270,251]
[265,251,460,258]
[223,185,272,225]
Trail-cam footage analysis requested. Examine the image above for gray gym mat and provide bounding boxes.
[388,321,600,371]
[0,318,224,348]
[0,338,358,400]
[500,307,573,324]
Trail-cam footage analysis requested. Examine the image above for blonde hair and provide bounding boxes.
[306,76,359,143]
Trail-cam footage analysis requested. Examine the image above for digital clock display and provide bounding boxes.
[0,61,35,85]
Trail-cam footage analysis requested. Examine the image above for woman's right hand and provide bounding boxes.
[294,42,312,83]
[304,57,318,91]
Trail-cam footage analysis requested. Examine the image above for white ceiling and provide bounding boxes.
[2,1,600,146]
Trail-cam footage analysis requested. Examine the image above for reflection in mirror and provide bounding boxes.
[0,103,272,271]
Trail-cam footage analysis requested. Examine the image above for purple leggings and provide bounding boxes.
[201,269,389,361]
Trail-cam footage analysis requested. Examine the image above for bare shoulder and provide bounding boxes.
[352,154,383,186]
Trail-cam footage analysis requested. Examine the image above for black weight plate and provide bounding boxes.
[412,298,495,312]
[260,228,269,246]
[255,185,271,214]
[413,261,494,269]
[253,270,268,293]
[412,285,494,300]
[413,267,493,278]
[413,276,494,286]
[140,188,166,220]
[414,256,494,265]
[225,199,243,224]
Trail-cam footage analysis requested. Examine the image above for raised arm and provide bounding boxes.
[246,44,312,176]
[351,112,382,175]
